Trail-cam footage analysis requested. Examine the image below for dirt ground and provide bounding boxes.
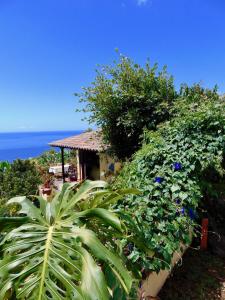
[158,249,225,300]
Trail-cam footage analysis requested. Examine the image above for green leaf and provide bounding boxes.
[80,247,110,300]
[77,208,122,232]
[179,192,188,200]
[171,184,180,193]
[0,181,133,300]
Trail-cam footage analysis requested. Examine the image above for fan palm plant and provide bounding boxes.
[0,180,138,300]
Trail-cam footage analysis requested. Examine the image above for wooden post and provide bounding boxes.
[61,147,65,183]
[82,150,86,180]
[200,218,209,250]
[76,150,81,181]
[79,150,86,181]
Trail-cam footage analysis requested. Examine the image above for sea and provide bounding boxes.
[0,131,82,162]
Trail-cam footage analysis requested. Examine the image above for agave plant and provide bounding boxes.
[0,180,139,300]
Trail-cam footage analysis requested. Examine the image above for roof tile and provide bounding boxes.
[49,131,108,151]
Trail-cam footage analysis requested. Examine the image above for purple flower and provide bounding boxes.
[180,207,185,215]
[108,163,114,172]
[175,199,181,205]
[154,177,164,183]
[128,242,134,251]
[173,162,182,171]
[189,208,196,220]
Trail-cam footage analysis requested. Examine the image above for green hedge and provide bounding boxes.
[115,86,225,273]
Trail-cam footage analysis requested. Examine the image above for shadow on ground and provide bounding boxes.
[158,249,225,300]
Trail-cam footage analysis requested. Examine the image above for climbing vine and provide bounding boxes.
[115,86,225,273]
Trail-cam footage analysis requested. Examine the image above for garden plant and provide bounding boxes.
[0,159,41,216]
[76,54,177,159]
[0,180,142,300]
[115,85,225,273]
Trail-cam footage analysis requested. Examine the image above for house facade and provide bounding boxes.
[49,131,121,182]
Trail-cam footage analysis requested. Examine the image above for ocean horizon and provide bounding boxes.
[0,130,82,162]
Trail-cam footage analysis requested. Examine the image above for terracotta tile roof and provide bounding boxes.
[49,131,108,151]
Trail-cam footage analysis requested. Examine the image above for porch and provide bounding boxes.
[49,130,109,183]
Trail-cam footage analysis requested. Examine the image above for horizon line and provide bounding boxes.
[0,129,86,134]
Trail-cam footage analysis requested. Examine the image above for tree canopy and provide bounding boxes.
[77,55,177,159]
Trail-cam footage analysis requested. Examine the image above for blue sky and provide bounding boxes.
[0,0,225,132]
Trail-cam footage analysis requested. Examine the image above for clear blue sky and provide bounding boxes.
[0,0,225,132]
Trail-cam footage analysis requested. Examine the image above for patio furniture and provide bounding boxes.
[42,187,51,196]
[68,165,77,182]
[41,180,52,196]
[49,164,70,175]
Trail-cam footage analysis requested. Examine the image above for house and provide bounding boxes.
[49,130,121,182]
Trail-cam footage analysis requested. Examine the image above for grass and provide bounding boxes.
[158,249,225,300]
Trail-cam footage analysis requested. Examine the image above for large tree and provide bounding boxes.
[76,55,177,159]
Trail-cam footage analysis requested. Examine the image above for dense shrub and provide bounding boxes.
[115,86,225,272]
[0,159,41,202]
[76,55,177,159]
[36,149,72,166]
